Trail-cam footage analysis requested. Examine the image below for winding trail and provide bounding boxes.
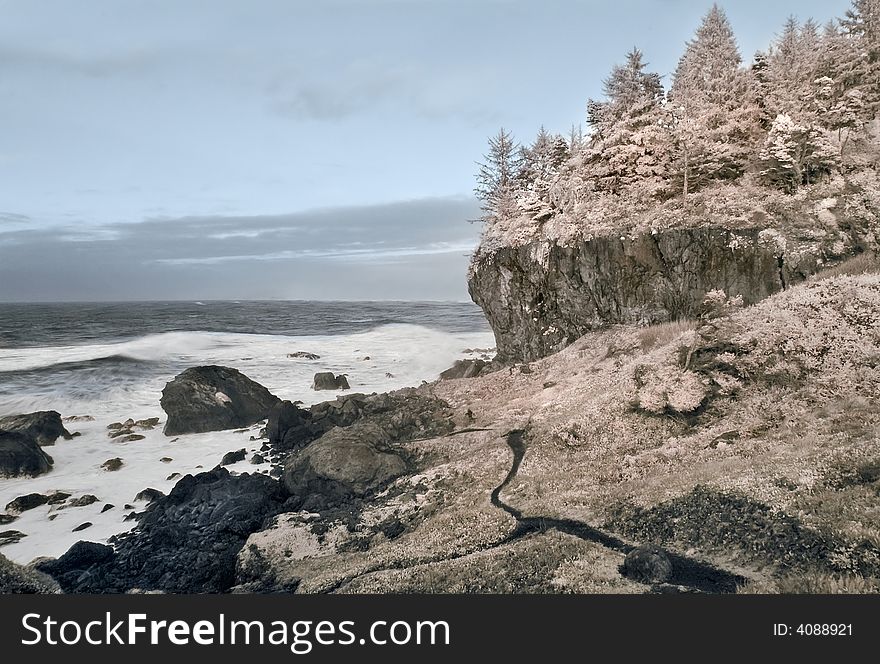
[491,429,746,593]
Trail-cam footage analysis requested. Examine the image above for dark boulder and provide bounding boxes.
[34,541,115,592]
[312,372,350,390]
[220,449,246,466]
[41,469,285,593]
[0,431,54,478]
[134,488,165,504]
[622,545,674,584]
[160,365,280,435]
[5,492,49,514]
[69,495,99,508]
[439,358,488,380]
[0,530,27,545]
[0,514,17,525]
[101,458,124,472]
[266,400,316,452]
[282,422,407,509]
[72,522,92,532]
[0,411,73,446]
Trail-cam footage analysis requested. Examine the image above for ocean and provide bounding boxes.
[0,301,494,563]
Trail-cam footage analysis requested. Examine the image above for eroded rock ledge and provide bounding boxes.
[468,226,860,362]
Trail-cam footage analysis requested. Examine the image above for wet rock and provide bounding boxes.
[135,417,160,429]
[134,488,165,504]
[101,458,124,472]
[43,469,285,593]
[0,431,54,478]
[101,504,115,513]
[5,493,49,514]
[34,541,114,591]
[63,415,94,423]
[0,411,73,446]
[622,545,674,584]
[250,453,265,464]
[166,473,180,481]
[69,495,99,508]
[0,514,18,525]
[160,366,280,435]
[266,400,315,452]
[72,522,92,532]
[288,351,320,360]
[116,434,145,443]
[220,449,247,466]
[160,457,172,463]
[312,372,350,391]
[46,492,71,505]
[0,530,27,545]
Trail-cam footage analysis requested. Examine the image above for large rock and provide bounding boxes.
[282,422,408,509]
[312,372,350,391]
[160,365,280,435]
[0,431,54,478]
[468,227,856,362]
[267,389,455,453]
[39,469,286,593]
[622,545,674,584]
[0,411,73,446]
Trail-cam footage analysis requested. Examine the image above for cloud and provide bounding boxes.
[267,58,502,123]
[0,212,30,225]
[0,197,482,301]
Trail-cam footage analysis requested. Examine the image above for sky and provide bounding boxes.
[0,0,854,301]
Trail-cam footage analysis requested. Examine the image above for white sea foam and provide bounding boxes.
[0,324,495,563]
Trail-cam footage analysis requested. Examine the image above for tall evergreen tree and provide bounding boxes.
[475,128,522,221]
[584,48,668,197]
[668,4,761,194]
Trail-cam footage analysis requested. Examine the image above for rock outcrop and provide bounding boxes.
[41,469,286,593]
[266,389,455,453]
[282,422,408,510]
[468,227,858,362]
[160,365,280,435]
[0,431,54,478]
[0,411,74,446]
[312,372,350,391]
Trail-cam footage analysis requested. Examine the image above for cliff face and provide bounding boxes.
[468,227,857,363]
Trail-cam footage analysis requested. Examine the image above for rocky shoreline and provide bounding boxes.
[3,252,880,594]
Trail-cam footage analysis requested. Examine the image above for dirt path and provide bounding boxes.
[491,429,746,593]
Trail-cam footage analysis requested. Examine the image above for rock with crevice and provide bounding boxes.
[468,227,856,362]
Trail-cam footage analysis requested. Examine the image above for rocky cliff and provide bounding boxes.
[469,224,864,363]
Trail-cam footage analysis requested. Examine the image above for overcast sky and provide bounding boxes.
[0,0,852,301]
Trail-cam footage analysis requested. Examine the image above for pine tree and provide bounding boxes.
[475,128,523,221]
[584,48,668,197]
[668,4,761,194]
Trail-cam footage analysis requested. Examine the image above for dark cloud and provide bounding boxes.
[0,197,482,302]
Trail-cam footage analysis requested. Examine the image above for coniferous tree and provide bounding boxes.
[585,48,669,197]
[475,128,523,221]
[668,4,761,195]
